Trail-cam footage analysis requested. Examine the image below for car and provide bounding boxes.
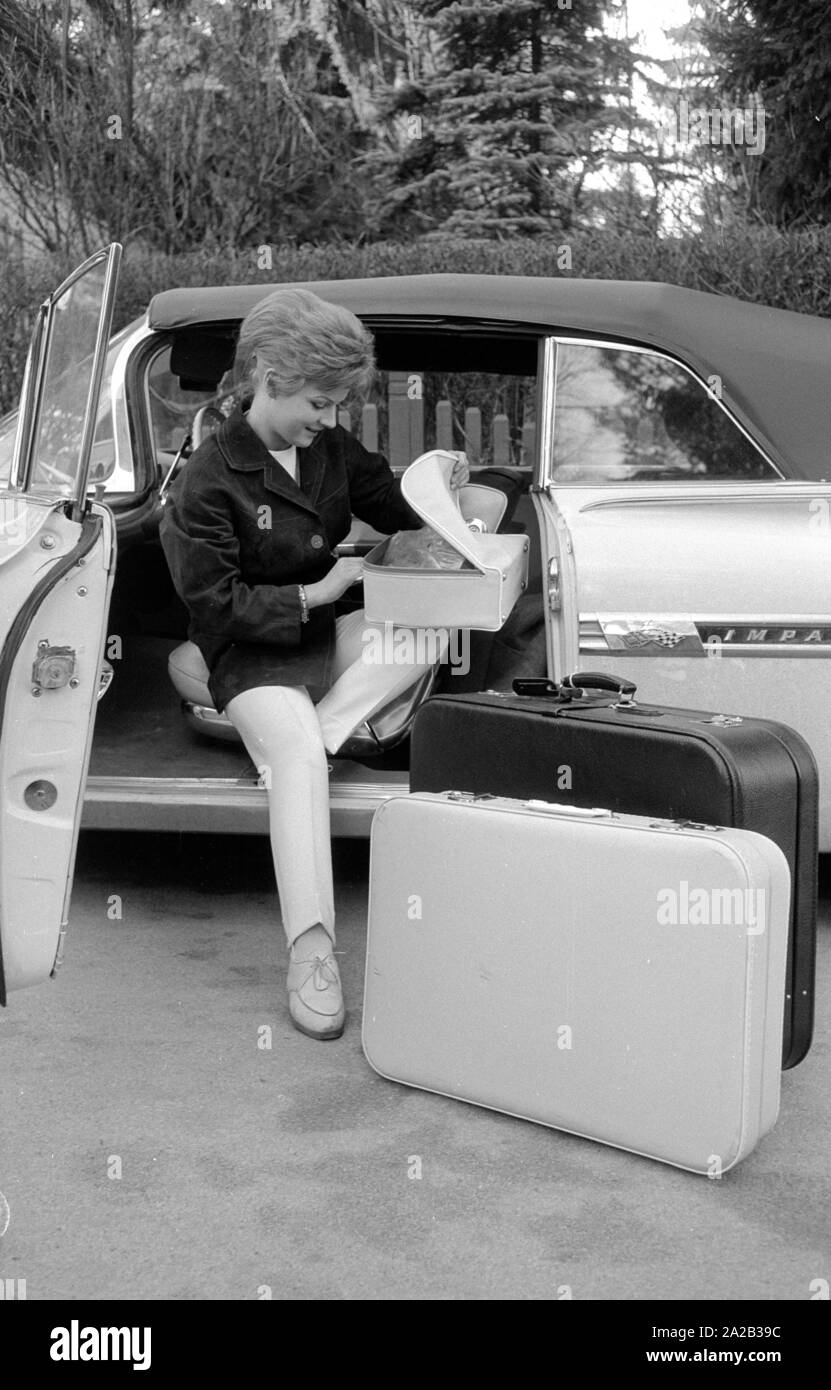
[2,243,831,1000]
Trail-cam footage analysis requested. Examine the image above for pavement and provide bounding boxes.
[0,830,829,1302]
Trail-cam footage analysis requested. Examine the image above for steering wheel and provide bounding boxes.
[192,406,226,451]
[33,457,76,489]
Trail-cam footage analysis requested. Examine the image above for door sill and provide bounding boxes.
[82,767,409,836]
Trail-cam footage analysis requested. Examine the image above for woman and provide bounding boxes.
[160,286,469,1041]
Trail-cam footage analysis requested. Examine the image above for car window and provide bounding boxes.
[148,341,538,473]
[25,258,113,496]
[0,327,136,495]
[552,343,778,482]
[332,365,536,472]
[147,346,234,456]
[0,410,16,488]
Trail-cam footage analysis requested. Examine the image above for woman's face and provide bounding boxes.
[254,375,350,449]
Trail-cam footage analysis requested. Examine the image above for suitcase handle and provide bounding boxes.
[511,672,638,704]
[511,677,566,697]
[562,671,637,703]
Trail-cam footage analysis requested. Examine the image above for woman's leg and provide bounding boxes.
[316,610,449,754]
[224,684,344,1038]
[225,684,334,946]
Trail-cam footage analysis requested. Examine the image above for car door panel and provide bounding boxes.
[536,328,831,847]
[0,243,121,1000]
[0,504,115,999]
[541,482,831,848]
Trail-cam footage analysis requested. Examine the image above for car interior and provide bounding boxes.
[86,321,547,790]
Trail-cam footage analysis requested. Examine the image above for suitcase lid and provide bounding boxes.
[401,450,521,575]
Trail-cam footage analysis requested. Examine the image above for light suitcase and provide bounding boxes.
[363,792,791,1175]
[362,450,530,631]
[410,672,818,1069]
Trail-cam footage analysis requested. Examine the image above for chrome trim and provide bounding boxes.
[83,773,407,797]
[578,483,831,512]
[689,645,831,658]
[188,703,231,724]
[580,613,831,656]
[72,244,123,516]
[109,320,151,491]
[547,555,561,610]
[10,301,49,491]
[579,617,605,644]
[656,611,831,623]
[81,772,408,837]
[538,337,557,489]
[595,614,702,656]
[97,660,114,701]
[183,702,241,743]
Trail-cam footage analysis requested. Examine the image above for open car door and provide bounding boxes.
[0,244,121,1002]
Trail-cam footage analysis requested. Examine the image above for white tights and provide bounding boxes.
[224,610,447,947]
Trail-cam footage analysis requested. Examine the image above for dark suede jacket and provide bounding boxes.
[159,407,422,712]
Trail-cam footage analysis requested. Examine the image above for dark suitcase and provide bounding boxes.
[410,671,819,1069]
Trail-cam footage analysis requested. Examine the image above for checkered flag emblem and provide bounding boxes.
[622,624,684,649]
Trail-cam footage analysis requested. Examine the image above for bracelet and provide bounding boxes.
[298,584,309,623]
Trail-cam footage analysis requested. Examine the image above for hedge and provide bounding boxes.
[1,224,829,416]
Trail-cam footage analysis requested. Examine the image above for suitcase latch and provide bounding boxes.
[703,714,743,726]
[672,819,726,832]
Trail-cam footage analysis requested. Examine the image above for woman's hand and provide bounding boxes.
[305,557,364,608]
[448,451,470,489]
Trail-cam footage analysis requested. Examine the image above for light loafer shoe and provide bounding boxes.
[287,952,345,1040]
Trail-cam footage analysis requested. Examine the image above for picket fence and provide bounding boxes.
[337,371,536,471]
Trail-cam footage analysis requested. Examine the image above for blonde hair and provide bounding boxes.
[232,286,376,403]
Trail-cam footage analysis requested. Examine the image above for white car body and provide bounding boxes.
[2,252,830,997]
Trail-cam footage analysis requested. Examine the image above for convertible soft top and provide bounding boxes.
[147,275,831,480]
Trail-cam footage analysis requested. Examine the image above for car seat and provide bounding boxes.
[168,638,441,756]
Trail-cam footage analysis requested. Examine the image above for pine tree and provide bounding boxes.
[698,0,831,227]
[367,0,632,239]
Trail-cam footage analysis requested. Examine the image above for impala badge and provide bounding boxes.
[621,624,685,649]
[595,615,702,656]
